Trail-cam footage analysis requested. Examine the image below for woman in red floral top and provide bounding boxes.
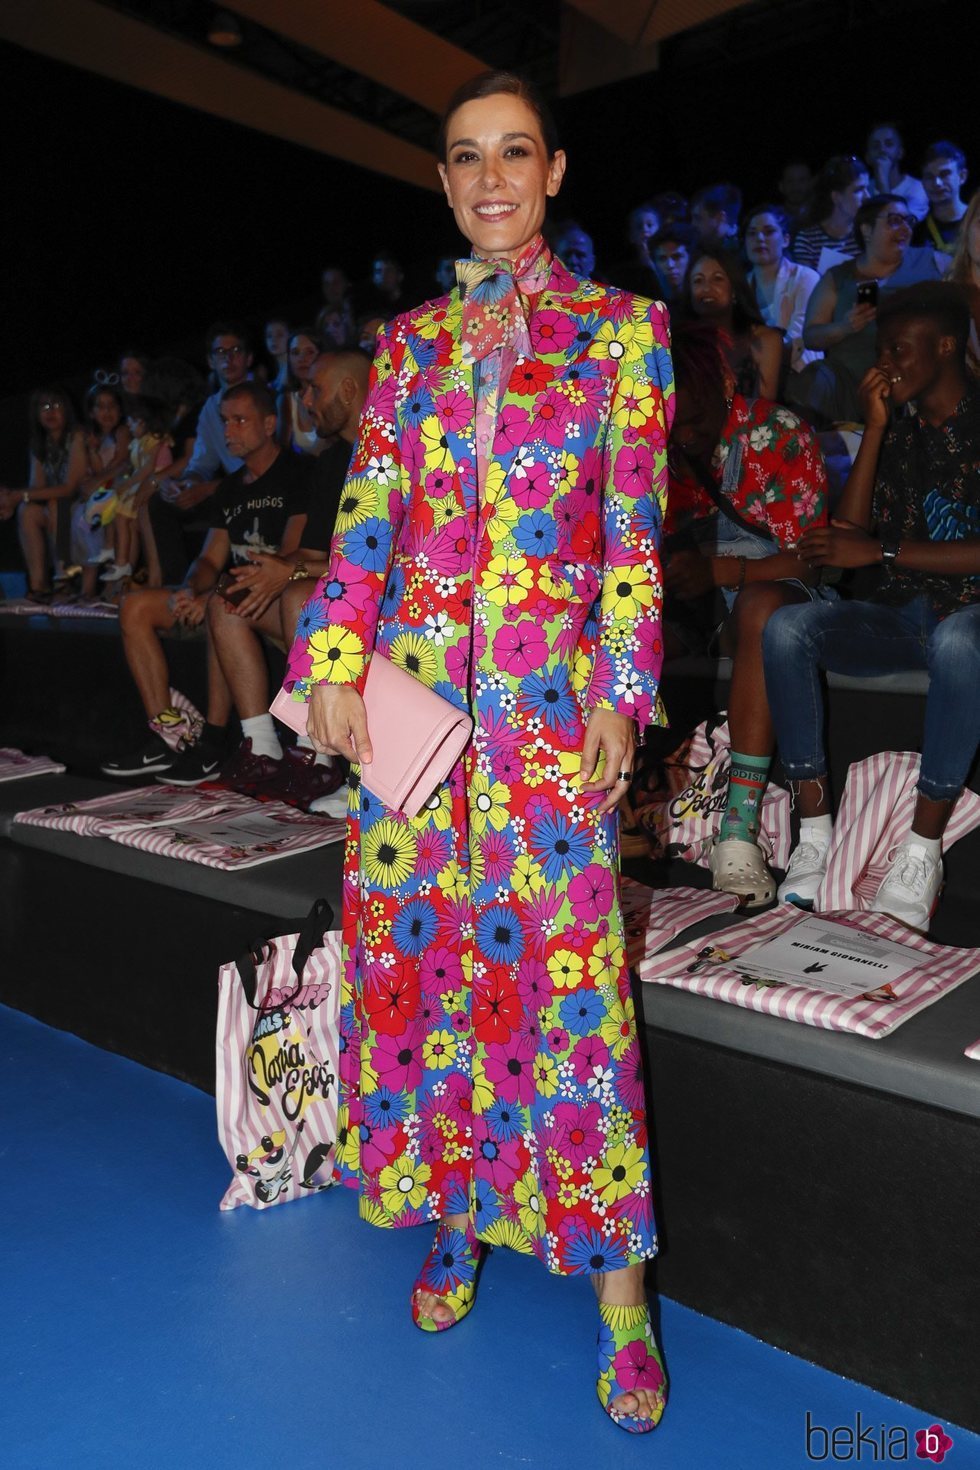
[664,322,830,904]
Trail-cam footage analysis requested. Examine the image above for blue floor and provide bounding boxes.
[2,1005,977,1470]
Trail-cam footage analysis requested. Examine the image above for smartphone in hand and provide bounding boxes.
[856,280,879,308]
[215,571,251,608]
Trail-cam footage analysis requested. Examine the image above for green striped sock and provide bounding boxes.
[719,750,771,842]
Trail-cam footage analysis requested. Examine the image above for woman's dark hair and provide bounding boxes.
[28,387,75,461]
[669,321,731,415]
[84,381,126,431]
[126,393,170,437]
[142,357,207,425]
[689,249,764,334]
[805,155,868,227]
[854,193,906,251]
[744,202,790,236]
[285,326,323,391]
[438,69,560,161]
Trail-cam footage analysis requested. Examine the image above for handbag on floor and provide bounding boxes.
[216,898,342,1211]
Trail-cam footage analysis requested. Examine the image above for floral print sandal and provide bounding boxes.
[410,1221,487,1332]
[596,1301,667,1433]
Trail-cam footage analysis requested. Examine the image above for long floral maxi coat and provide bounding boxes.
[285,255,674,1275]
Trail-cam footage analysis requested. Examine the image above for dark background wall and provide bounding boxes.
[0,0,976,488]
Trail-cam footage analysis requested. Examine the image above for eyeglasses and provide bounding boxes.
[94,369,120,386]
[881,213,912,229]
[212,345,246,360]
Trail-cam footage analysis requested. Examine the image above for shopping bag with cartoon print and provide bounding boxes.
[216,899,341,1210]
[635,716,791,869]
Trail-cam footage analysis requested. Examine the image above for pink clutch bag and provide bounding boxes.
[270,652,473,819]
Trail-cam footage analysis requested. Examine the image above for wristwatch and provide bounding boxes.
[288,562,311,582]
[880,527,901,573]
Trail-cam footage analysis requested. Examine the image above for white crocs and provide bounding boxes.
[709,836,776,908]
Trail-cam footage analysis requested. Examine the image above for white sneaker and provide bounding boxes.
[309,786,350,820]
[709,836,776,908]
[100,561,133,583]
[870,840,943,933]
[777,830,832,908]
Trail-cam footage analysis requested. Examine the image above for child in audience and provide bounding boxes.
[0,388,87,601]
[101,395,173,588]
[663,323,830,905]
[75,381,131,598]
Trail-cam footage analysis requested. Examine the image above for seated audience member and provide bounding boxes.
[433,255,456,295]
[100,394,175,589]
[356,313,386,354]
[764,285,980,931]
[744,204,821,374]
[360,251,409,320]
[263,318,290,393]
[137,357,206,586]
[915,141,969,255]
[0,388,87,601]
[551,219,597,278]
[278,328,327,457]
[611,200,661,292]
[147,321,252,585]
[663,323,830,905]
[316,266,355,348]
[865,121,929,221]
[119,350,148,400]
[652,190,690,228]
[690,183,742,253]
[949,189,980,375]
[688,249,783,400]
[777,159,814,232]
[650,224,693,307]
[792,156,871,272]
[796,195,945,426]
[102,382,311,783]
[74,381,131,598]
[205,349,372,808]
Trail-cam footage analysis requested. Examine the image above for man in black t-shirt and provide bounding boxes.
[103,382,309,784]
[915,141,969,255]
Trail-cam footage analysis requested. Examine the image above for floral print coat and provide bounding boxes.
[286,255,674,1274]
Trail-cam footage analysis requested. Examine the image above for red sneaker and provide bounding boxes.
[269,745,345,811]
[217,738,283,797]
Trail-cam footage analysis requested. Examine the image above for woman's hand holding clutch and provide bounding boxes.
[307,683,375,764]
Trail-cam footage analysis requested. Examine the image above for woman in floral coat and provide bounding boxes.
[293,70,674,1433]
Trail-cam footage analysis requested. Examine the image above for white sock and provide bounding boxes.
[907,833,941,859]
[800,814,833,844]
[242,714,282,761]
[296,733,330,768]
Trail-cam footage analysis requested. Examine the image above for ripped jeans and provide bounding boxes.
[762,594,980,803]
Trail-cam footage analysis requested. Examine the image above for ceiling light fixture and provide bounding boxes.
[208,9,243,47]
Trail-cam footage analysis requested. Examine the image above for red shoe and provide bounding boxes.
[269,746,344,811]
[217,738,283,797]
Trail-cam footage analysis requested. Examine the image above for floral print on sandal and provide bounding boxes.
[596,1301,666,1433]
[411,1222,486,1332]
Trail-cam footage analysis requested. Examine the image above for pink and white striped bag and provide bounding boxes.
[619,876,739,968]
[636,905,980,1038]
[635,716,791,869]
[216,899,342,1210]
[815,751,980,912]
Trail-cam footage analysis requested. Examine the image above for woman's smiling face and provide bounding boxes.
[437,92,566,261]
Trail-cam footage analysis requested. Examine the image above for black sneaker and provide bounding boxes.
[159,738,225,787]
[101,734,175,778]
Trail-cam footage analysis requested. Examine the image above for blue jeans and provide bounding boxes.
[762,594,980,802]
